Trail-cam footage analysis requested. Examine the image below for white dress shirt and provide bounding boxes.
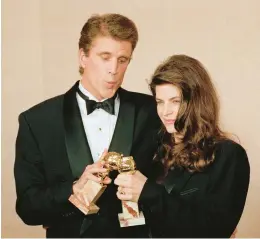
[76,82,120,162]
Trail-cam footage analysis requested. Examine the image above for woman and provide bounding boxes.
[114,55,250,238]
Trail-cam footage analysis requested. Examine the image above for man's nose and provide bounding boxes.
[108,59,118,75]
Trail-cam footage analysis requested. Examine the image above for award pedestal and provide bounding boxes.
[118,201,145,227]
[69,180,107,215]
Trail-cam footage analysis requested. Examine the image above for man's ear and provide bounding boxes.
[78,48,87,69]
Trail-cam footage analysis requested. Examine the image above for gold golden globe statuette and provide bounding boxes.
[117,156,146,227]
[69,152,122,215]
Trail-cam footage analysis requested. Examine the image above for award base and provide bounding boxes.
[118,201,146,227]
[69,180,107,215]
[69,194,100,215]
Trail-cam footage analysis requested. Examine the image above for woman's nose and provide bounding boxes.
[163,105,173,116]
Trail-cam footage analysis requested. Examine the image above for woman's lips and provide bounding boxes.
[164,119,175,124]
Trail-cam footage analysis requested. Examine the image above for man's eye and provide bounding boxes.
[118,58,128,64]
[101,55,110,61]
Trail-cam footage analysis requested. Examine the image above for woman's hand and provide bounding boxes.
[114,170,147,202]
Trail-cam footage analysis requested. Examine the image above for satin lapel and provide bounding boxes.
[108,88,135,157]
[63,81,94,179]
[163,168,194,194]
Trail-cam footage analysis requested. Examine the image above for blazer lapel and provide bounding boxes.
[163,168,194,194]
[63,81,94,179]
[108,88,135,157]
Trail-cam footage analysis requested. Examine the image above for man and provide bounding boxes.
[14,13,160,238]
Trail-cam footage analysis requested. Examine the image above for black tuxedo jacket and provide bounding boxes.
[14,81,160,238]
[139,140,250,238]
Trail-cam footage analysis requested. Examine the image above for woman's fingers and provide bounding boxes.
[114,174,132,187]
[116,190,132,201]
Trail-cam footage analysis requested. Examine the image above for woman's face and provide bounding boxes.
[155,84,181,134]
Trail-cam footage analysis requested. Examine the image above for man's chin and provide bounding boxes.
[103,88,118,99]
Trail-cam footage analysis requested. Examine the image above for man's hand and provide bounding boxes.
[72,150,111,204]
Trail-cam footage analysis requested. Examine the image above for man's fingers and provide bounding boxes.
[99,149,108,161]
[85,173,102,183]
[86,166,108,174]
[102,177,112,184]
[74,192,87,205]
[79,164,109,183]
[84,160,107,172]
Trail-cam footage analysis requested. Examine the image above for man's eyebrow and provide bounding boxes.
[119,55,130,58]
[98,52,111,55]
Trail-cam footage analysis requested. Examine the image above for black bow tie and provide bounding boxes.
[77,89,116,115]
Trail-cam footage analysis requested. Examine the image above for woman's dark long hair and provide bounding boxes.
[149,55,228,177]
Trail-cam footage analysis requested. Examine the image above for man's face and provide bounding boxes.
[79,36,133,100]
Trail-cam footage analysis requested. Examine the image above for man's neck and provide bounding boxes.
[79,80,103,101]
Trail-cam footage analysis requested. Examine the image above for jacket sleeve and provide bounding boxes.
[139,143,250,238]
[14,113,79,226]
